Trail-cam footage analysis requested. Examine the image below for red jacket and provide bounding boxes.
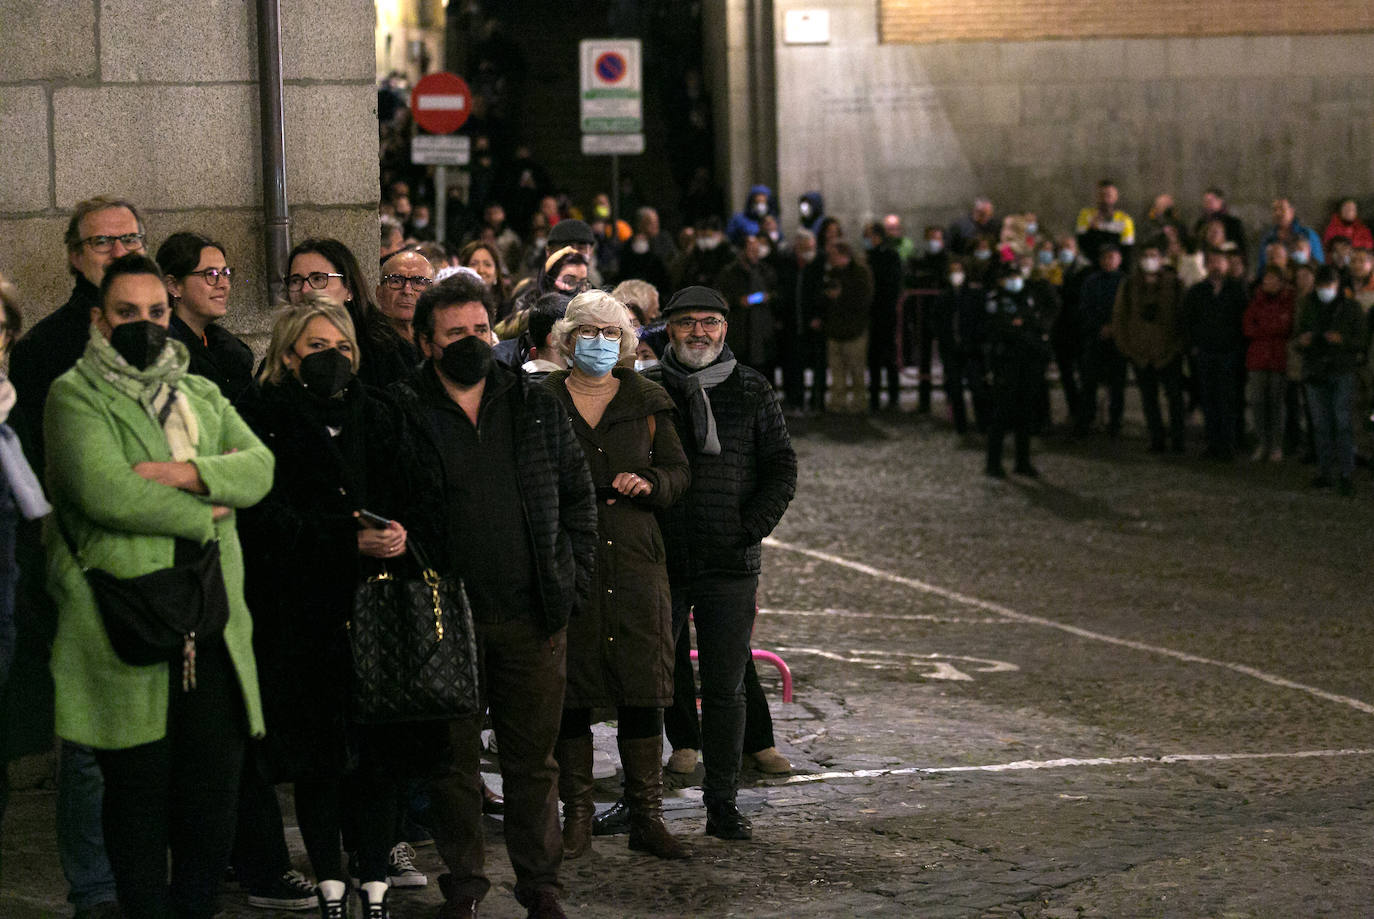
[1242,288,1295,372]
[1322,214,1374,250]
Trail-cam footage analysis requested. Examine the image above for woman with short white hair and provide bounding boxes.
[541,290,692,860]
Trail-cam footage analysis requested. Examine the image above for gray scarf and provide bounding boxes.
[661,344,736,455]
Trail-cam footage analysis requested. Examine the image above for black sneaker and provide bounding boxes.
[247,869,317,910]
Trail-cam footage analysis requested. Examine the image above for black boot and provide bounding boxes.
[592,795,630,836]
[618,735,690,859]
[555,734,595,858]
[705,798,752,840]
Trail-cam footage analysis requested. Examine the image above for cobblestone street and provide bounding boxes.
[5,404,1373,918]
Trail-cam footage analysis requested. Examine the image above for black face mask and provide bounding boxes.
[438,336,493,386]
[109,320,169,371]
[297,348,353,399]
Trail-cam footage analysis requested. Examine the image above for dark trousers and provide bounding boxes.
[986,367,1039,472]
[868,325,902,410]
[963,356,992,433]
[1078,338,1127,434]
[1195,350,1240,458]
[1134,358,1186,451]
[802,329,828,411]
[665,649,775,755]
[94,640,246,919]
[669,575,758,804]
[1053,338,1083,425]
[778,329,807,410]
[429,617,565,904]
[1307,373,1357,481]
[229,752,292,892]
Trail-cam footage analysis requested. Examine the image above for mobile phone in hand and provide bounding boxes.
[357,510,394,529]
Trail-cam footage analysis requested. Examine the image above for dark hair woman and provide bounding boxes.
[285,238,376,371]
[458,240,510,320]
[237,295,421,918]
[156,231,256,406]
[541,289,691,860]
[44,253,272,918]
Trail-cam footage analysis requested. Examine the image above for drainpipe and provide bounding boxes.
[257,0,290,306]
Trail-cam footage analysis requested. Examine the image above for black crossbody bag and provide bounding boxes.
[56,516,229,690]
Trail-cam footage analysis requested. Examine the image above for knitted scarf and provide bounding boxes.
[659,344,737,456]
[79,325,200,461]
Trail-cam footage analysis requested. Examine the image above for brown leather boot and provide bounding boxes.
[618,735,690,859]
[555,733,595,859]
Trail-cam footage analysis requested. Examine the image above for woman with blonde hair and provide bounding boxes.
[541,290,692,860]
[237,294,415,917]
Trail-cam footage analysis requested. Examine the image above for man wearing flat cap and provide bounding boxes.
[654,286,797,840]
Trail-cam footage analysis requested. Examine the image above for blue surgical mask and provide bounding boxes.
[927,239,944,254]
[1003,276,1024,294]
[634,358,660,372]
[1291,250,1310,265]
[573,335,620,376]
[1037,250,1054,265]
[974,249,991,261]
[1059,249,1076,265]
[1025,222,1038,236]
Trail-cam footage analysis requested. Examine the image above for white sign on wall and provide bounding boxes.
[784,10,831,45]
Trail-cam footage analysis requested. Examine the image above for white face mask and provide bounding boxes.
[1141,257,1162,274]
[948,272,965,287]
[698,236,720,251]
[1003,276,1024,294]
[757,244,771,259]
[634,358,660,372]
[1316,286,1338,303]
[631,238,650,255]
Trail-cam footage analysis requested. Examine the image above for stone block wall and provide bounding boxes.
[773,0,1374,253]
[0,0,379,345]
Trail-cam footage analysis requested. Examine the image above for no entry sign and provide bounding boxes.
[410,72,471,135]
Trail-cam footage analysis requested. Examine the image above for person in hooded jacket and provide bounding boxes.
[797,191,825,235]
[725,184,777,249]
[540,290,691,862]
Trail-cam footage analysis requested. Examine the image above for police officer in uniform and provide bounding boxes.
[982,262,1057,477]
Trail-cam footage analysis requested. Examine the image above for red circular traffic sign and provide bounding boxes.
[410,72,471,135]
[595,52,627,83]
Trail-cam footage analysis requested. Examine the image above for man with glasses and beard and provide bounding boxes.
[653,286,796,840]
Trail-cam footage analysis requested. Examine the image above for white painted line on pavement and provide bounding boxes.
[763,537,1374,716]
[759,607,1010,624]
[779,747,1374,784]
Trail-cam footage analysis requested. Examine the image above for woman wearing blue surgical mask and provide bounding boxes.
[541,290,691,861]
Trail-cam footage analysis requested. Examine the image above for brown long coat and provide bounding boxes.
[544,368,691,708]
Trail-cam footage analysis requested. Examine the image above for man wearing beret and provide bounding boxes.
[654,286,797,839]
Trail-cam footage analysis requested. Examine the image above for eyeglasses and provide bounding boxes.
[187,267,233,285]
[285,272,345,291]
[382,274,434,291]
[80,233,146,253]
[576,325,623,341]
[669,316,724,332]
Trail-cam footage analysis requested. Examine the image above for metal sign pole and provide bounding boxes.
[435,165,448,246]
[611,154,620,244]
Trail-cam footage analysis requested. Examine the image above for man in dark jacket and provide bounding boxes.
[716,232,778,376]
[1075,244,1128,436]
[5,194,143,919]
[1182,249,1249,460]
[864,223,904,411]
[655,286,797,841]
[391,273,597,919]
[982,263,1056,477]
[821,241,875,414]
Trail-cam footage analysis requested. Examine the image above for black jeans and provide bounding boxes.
[94,639,246,919]
[670,575,758,805]
[665,650,775,755]
[1134,358,1185,451]
[1078,338,1127,434]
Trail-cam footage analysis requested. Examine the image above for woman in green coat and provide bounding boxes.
[44,254,272,919]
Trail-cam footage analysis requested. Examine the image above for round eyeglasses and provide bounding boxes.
[285,272,345,291]
[80,233,146,253]
[187,267,233,285]
[381,274,434,291]
[576,325,623,341]
[669,316,724,332]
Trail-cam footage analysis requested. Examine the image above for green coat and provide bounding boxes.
[43,356,272,749]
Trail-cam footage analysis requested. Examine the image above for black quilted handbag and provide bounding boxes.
[348,538,480,724]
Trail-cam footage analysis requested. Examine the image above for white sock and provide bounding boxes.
[362,880,389,902]
[317,879,346,901]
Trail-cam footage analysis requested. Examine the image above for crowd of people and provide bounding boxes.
[380,171,1373,492]
[0,193,798,919]
[0,171,1369,918]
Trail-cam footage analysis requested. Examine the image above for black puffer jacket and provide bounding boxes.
[653,347,797,584]
[390,361,598,637]
[169,316,257,407]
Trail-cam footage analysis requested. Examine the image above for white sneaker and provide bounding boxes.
[664,747,699,774]
[388,842,427,888]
